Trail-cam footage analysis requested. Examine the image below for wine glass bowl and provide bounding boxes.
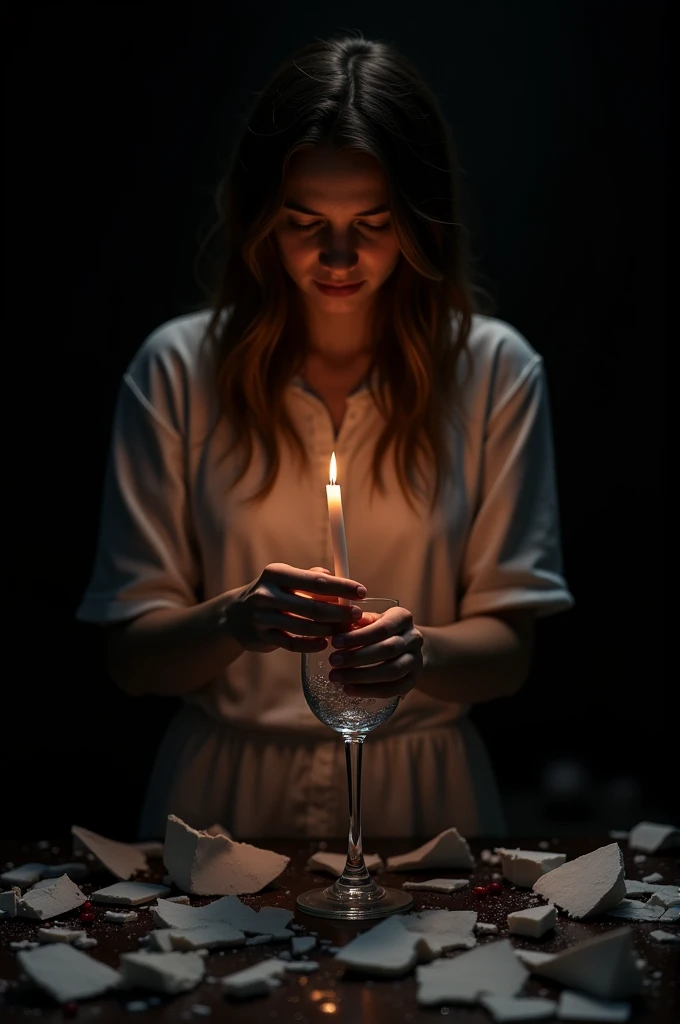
[297,597,414,920]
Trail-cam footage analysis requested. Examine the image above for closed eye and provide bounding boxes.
[289,220,392,233]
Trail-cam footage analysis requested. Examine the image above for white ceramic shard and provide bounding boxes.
[71,825,148,880]
[608,830,629,840]
[104,910,138,923]
[17,944,121,1002]
[649,929,680,944]
[1,863,46,887]
[291,935,316,956]
[404,909,477,953]
[306,851,383,876]
[385,827,475,872]
[0,889,18,916]
[164,814,289,895]
[628,820,680,853]
[283,960,320,973]
[147,930,175,952]
[222,959,288,998]
[92,881,172,905]
[480,995,557,1021]
[660,906,679,921]
[606,899,666,921]
[166,894,191,905]
[148,923,245,951]
[514,949,555,968]
[334,915,439,976]
[481,849,501,866]
[557,989,631,1021]
[244,934,273,946]
[641,872,663,884]
[40,863,88,881]
[152,894,293,938]
[507,904,557,938]
[527,928,643,999]
[74,937,98,949]
[496,848,566,888]
[647,887,680,909]
[532,843,625,918]
[119,951,205,994]
[415,939,528,1007]
[37,927,86,944]
[17,875,87,921]
[475,922,499,934]
[402,878,469,894]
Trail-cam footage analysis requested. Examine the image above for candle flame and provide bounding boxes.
[329,451,337,485]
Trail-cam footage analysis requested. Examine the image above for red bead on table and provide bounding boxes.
[79,911,94,924]
[488,881,502,894]
[82,900,92,909]
[473,885,489,898]
[62,1002,79,1018]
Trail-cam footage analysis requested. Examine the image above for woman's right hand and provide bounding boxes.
[224,563,368,654]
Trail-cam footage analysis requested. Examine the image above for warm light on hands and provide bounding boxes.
[327,606,424,700]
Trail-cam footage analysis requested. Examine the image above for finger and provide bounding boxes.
[329,652,414,685]
[282,594,364,624]
[261,628,329,653]
[330,608,402,649]
[263,562,367,600]
[329,634,407,668]
[257,609,353,637]
[342,675,415,700]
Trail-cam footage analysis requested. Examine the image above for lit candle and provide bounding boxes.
[326,452,350,599]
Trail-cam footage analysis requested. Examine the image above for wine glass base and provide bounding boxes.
[296,886,414,920]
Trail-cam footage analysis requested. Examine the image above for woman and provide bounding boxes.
[77,33,574,840]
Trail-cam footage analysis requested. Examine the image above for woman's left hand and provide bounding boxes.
[327,606,424,700]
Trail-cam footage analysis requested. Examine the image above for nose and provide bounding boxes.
[319,241,359,271]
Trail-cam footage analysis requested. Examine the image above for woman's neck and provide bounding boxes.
[300,296,377,370]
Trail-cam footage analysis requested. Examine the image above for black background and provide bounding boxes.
[3,3,670,840]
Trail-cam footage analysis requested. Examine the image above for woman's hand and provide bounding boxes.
[225,563,366,654]
[327,606,424,700]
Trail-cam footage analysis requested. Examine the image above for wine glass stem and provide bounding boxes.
[342,736,371,885]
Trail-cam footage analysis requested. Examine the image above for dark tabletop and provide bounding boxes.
[1,835,678,1023]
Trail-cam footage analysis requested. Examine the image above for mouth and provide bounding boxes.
[314,281,365,297]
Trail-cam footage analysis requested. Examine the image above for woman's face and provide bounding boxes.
[273,147,402,312]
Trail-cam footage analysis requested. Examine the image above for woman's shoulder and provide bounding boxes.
[457,313,544,407]
[122,308,222,434]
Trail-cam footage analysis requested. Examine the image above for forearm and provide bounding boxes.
[416,613,534,704]
[106,588,246,698]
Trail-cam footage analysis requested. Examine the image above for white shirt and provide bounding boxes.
[77,307,573,741]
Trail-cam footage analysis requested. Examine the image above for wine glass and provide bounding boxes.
[296,597,414,920]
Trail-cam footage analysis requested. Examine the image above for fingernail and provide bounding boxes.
[333,636,346,647]
[351,606,362,619]
[329,653,344,666]
[356,585,367,597]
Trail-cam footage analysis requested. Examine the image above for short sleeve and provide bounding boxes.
[76,362,201,626]
[458,357,574,620]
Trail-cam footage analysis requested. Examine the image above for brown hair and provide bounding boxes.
[195,32,492,513]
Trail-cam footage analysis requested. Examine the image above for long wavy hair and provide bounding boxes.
[194,32,492,513]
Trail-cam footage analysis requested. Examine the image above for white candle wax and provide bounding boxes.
[326,453,350,595]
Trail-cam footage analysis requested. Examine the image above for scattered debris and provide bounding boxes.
[402,878,469,894]
[627,821,680,854]
[522,928,644,999]
[119,951,205,994]
[291,935,316,957]
[283,960,320,973]
[148,923,245,951]
[1,863,47,888]
[556,988,631,1021]
[221,959,289,998]
[532,844,625,918]
[481,849,501,866]
[649,930,680,944]
[607,899,666,922]
[416,939,528,1006]
[641,872,664,884]
[507,905,557,938]
[37,928,86,944]
[71,826,148,881]
[495,848,566,888]
[16,944,121,1002]
[475,922,499,935]
[91,882,172,905]
[104,911,138,924]
[334,915,440,976]
[480,994,556,1021]
[0,889,18,916]
[163,815,289,895]
[152,894,294,938]
[404,909,478,954]
[16,875,87,921]
[385,828,475,872]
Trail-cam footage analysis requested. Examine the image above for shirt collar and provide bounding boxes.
[289,367,378,398]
